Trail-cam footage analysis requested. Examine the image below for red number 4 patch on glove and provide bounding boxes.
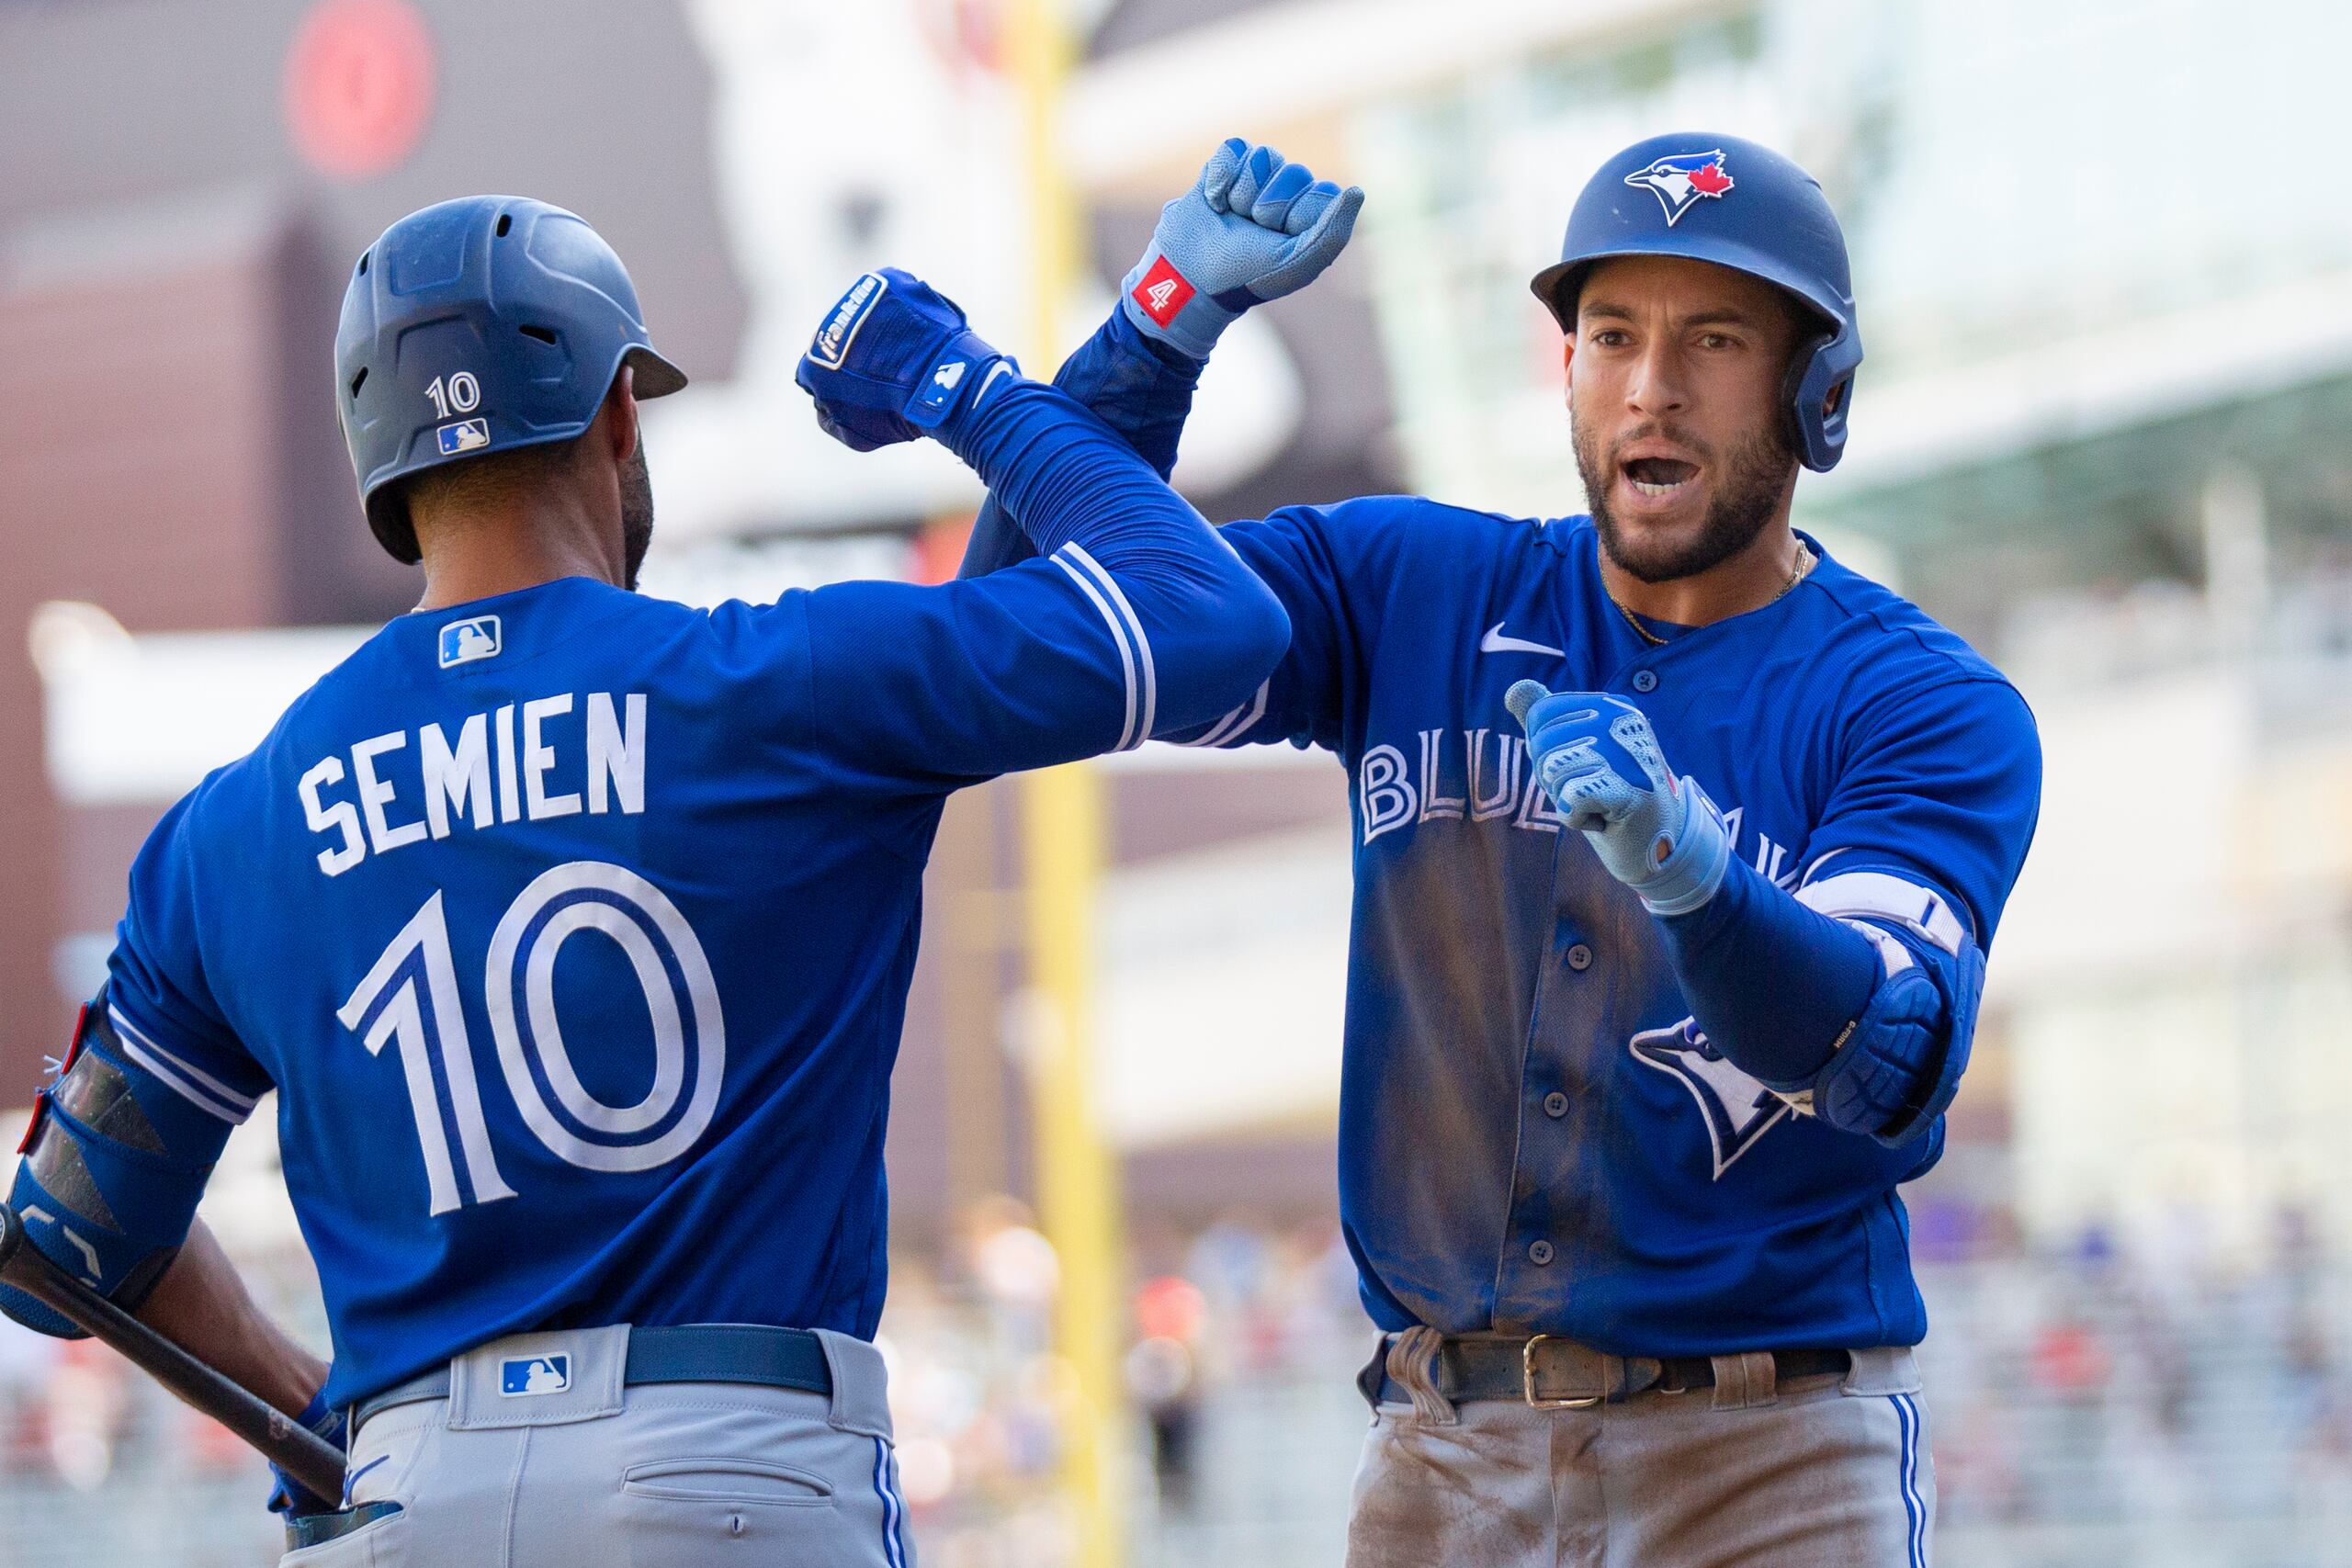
[1131,255,1195,327]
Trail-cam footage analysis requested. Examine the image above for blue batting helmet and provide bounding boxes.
[334,196,687,563]
[1530,133,1860,472]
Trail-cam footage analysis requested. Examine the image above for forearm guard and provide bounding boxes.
[1766,875,1987,1147]
[2,996,230,1337]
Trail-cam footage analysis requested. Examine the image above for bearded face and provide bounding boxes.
[1566,254,1805,586]
[618,440,654,592]
[1575,412,1794,585]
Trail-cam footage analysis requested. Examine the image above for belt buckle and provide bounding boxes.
[1521,1334,1603,1410]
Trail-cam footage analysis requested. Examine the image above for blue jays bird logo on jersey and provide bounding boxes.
[1623,151,1736,227]
[1630,1016,1788,1178]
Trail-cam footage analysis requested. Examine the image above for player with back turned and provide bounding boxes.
[0,194,1325,1564]
[964,135,2041,1564]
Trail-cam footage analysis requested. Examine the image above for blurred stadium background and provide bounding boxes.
[6,0,2352,1562]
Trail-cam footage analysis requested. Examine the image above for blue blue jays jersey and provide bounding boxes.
[102,547,1269,1407]
[1175,504,2040,1354]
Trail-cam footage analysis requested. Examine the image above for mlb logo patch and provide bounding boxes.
[1131,255,1194,328]
[437,615,502,669]
[809,272,886,369]
[437,418,491,456]
[1623,150,1736,227]
[910,356,967,423]
[500,1354,571,1397]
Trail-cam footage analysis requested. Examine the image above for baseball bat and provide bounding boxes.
[0,1203,345,1502]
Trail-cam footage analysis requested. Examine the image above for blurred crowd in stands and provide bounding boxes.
[9,1198,2352,1565]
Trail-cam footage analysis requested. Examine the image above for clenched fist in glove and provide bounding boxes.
[1507,681,1731,917]
[795,267,1018,451]
[1121,138,1365,359]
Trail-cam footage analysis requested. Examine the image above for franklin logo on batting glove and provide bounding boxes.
[808,271,886,369]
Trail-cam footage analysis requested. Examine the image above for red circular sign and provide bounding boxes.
[284,0,436,180]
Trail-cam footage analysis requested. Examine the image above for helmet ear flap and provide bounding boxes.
[1782,321,1860,473]
[1777,332,1823,467]
[365,487,423,566]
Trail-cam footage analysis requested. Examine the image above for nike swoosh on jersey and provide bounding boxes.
[1479,622,1566,659]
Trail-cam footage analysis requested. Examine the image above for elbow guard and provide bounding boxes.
[2,998,230,1338]
[1771,931,1985,1148]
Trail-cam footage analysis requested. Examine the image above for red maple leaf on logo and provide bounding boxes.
[1688,160,1734,197]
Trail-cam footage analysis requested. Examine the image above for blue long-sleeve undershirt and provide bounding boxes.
[945,376,1212,565]
[800,369,1287,780]
[1655,853,1884,1089]
[797,373,1287,773]
[957,310,1204,581]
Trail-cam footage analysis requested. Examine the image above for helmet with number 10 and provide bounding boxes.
[334,196,689,564]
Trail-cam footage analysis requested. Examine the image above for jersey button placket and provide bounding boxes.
[1631,669,1659,694]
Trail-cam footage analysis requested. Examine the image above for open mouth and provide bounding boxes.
[1621,456,1699,500]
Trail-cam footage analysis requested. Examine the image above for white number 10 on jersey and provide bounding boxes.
[338,861,726,1215]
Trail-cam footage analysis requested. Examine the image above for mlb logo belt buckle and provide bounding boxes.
[1521,1334,1605,1410]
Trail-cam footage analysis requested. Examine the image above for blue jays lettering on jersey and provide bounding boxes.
[1170,503,2039,1352]
[99,535,1273,1407]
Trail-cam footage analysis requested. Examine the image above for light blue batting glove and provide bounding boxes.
[1506,681,1731,917]
[1120,138,1365,359]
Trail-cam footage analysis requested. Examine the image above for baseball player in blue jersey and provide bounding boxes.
[0,197,1307,1564]
[963,136,2041,1564]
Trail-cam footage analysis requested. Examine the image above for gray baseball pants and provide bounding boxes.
[278,1326,915,1568]
[1347,1337,1932,1568]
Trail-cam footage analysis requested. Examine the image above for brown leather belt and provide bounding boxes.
[1373,1332,1851,1408]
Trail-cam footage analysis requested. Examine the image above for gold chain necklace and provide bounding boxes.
[1609,542,1815,649]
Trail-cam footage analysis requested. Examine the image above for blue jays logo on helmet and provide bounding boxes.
[1629,1016,1787,1179]
[1623,150,1736,228]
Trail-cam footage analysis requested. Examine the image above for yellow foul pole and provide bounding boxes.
[1006,3,1127,1565]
